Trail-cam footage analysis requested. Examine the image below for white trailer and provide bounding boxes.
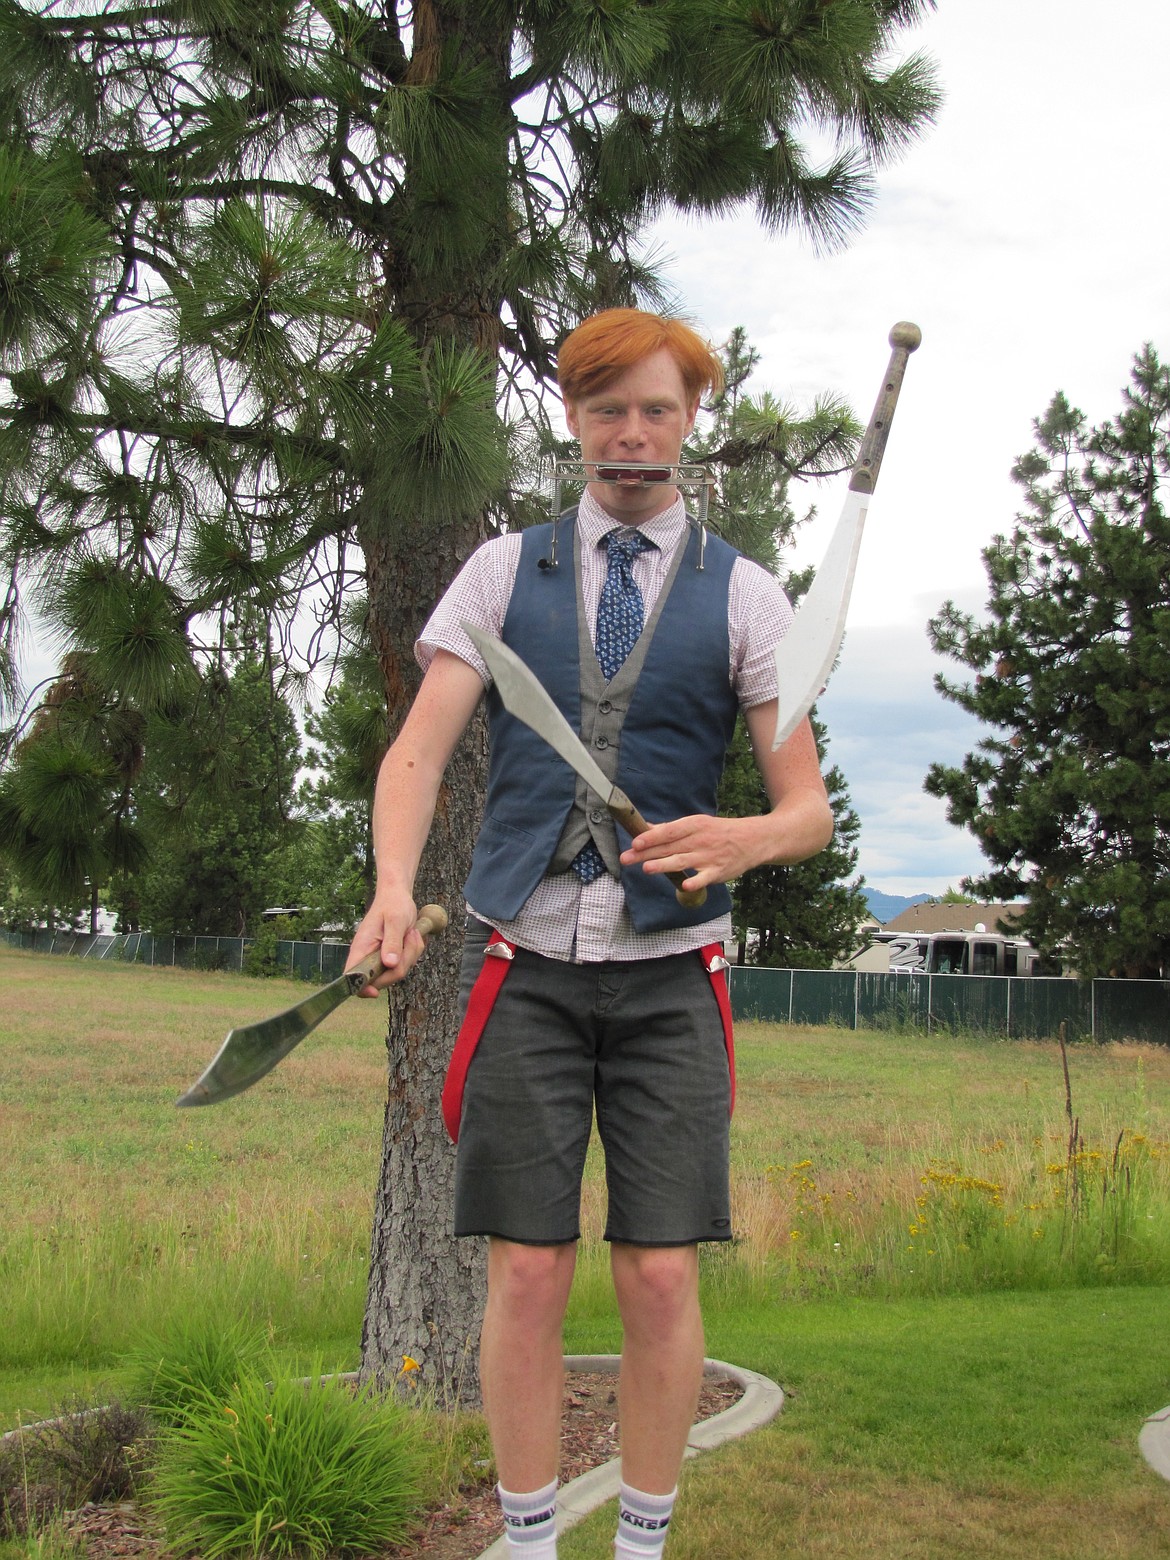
[849,928,1053,977]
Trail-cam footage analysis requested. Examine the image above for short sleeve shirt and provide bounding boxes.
[418,490,794,962]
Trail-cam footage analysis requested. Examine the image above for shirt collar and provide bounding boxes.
[576,488,688,553]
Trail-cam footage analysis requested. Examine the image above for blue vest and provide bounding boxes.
[463,513,741,934]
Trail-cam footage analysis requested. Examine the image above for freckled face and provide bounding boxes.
[564,348,700,523]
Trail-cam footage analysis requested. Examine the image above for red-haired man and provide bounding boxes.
[347,308,833,1558]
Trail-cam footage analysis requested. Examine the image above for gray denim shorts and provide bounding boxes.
[452,918,732,1246]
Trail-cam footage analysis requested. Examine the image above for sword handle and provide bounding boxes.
[607,794,708,909]
[347,903,449,989]
[849,321,921,495]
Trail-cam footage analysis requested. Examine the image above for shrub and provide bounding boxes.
[1,1397,149,1541]
[121,1315,270,1428]
[242,916,304,979]
[26,1398,150,1507]
[146,1369,425,1558]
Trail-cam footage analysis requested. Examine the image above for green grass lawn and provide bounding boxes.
[2,945,1169,1557]
[562,1285,1170,1558]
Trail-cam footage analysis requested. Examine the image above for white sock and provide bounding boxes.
[614,1481,677,1557]
[498,1477,559,1558]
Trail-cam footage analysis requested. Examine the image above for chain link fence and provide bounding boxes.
[0,928,351,981]
[727,965,1170,1043]
[3,929,1167,1042]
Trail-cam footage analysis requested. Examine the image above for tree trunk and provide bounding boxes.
[358,520,490,1402]
[357,0,513,1406]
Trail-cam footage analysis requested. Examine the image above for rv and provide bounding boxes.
[855,929,1052,978]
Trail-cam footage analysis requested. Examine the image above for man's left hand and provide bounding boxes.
[619,813,772,893]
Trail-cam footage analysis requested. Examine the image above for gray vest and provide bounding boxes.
[547,522,695,877]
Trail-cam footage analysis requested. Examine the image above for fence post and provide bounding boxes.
[1006,978,1012,1039]
[854,971,859,1031]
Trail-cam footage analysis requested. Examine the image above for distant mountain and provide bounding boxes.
[862,889,932,925]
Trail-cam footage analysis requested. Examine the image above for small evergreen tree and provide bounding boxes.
[0,655,149,930]
[926,345,1170,979]
[719,715,866,966]
[122,658,303,937]
[298,627,390,919]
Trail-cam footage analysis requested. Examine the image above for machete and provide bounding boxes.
[175,904,448,1107]
[461,621,706,908]
[771,321,922,750]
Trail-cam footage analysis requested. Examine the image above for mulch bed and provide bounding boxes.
[61,1370,743,1560]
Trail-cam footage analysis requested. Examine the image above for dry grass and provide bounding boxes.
[5,947,1170,1331]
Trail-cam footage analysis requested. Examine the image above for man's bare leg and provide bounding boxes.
[610,1242,704,1493]
[479,1237,578,1491]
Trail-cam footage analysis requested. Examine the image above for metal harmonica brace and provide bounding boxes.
[542,460,716,572]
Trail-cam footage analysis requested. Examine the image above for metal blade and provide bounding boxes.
[464,622,615,801]
[175,971,360,1107]
[771,321,921,751]
[175,905,448,1107]
[772,488,868,750]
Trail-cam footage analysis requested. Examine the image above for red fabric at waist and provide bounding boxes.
[441,935,736,1143]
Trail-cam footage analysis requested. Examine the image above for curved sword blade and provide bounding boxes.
[175,972,361,1107]
[463,621,614,800]
[176,906,448,1106]
[771,321,921,751]
[772,488,868,750]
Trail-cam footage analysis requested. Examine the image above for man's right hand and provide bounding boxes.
[346,890,425,994]
[343,647,486,996]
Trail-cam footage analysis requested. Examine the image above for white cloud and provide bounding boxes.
[815,616,991,897]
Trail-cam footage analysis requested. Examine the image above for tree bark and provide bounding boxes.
[358,0,514,1406]
[358,519,490,1402]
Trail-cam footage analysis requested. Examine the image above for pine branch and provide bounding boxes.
[701,423,856,480]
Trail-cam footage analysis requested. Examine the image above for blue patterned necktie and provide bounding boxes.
[572,527,657,883]
[595,527,656,681]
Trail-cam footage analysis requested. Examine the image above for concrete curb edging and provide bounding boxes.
[474,1354,784,1559]
[1140,1405,1170,1482]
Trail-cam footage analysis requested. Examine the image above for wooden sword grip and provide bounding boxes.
[607,792,708,909]
[348,903,449,988]
[850,320,922,496]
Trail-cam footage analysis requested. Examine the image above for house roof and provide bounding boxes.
[880,902,1026,935]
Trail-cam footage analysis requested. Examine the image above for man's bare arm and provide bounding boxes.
[618,702,833,893]
[346,649,486,990]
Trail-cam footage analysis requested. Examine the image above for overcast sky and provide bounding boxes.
[652,0,1170,896]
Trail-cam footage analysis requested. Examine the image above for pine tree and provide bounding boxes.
[123,658,304,936]
[0,0,939,1394]
[297,626,390,920]
[0,655,149,931]
[719,714,866,966]
[926,345,1170,980]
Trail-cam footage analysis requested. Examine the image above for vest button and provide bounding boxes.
[595,735,609,750]
[589,809,606,824]
[598,699,613,715]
